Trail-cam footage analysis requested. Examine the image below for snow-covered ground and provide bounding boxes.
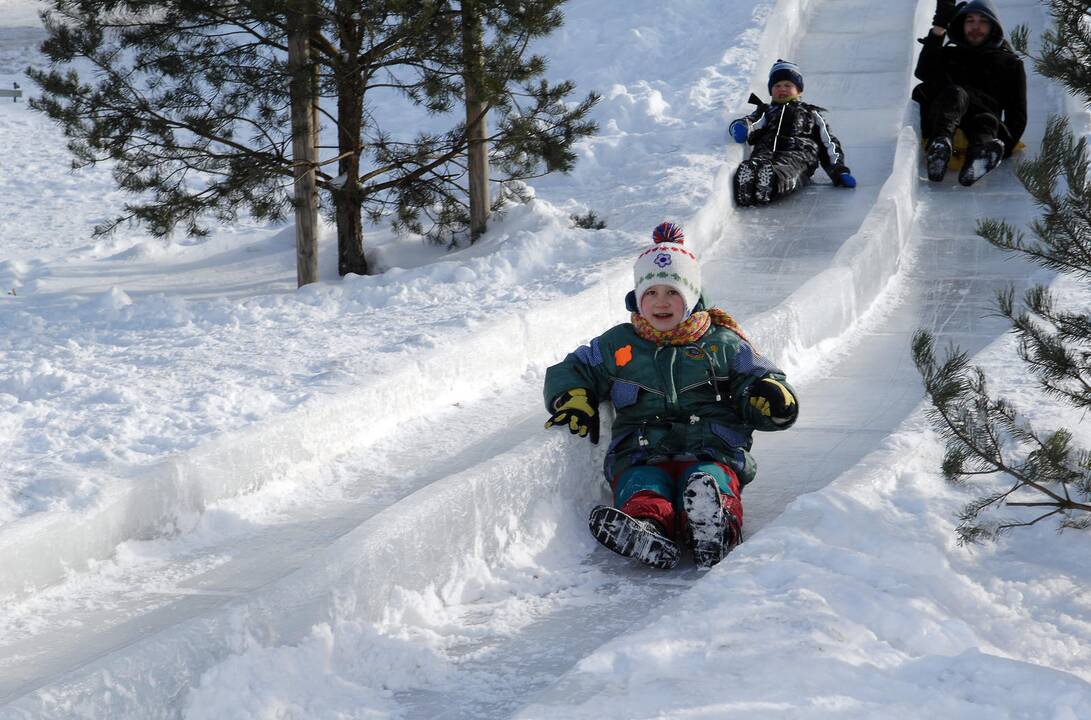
[2,0,1091,717]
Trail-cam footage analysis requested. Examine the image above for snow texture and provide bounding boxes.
[2,0,1091,717]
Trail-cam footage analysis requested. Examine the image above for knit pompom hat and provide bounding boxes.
[768,59,804,94]
[633,222,702,316]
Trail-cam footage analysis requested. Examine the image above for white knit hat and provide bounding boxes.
[633,222,702,316]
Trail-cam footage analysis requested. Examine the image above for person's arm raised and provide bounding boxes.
[932,0,958,34]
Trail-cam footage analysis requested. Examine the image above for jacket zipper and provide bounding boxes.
[772,103,787,152]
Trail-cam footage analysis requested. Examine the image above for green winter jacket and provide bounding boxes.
[543,321,797,487]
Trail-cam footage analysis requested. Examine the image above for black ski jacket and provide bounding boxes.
[914,0,1027,155]
[736,94,850,183]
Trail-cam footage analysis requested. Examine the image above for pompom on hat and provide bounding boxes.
[632,222,702,317]
[768,59,804,94]
[651,221,685,244]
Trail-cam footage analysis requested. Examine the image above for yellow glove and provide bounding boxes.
[748,378,798,426]
[545,388,600,444]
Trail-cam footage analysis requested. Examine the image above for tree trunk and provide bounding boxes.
[312,59,321,189]
[462,0,489,241]
[334,4,368,276]
[288,1,319,286]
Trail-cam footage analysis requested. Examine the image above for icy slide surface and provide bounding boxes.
[2,0,1090,718]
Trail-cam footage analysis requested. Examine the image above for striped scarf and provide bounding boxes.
[631,308,749,346]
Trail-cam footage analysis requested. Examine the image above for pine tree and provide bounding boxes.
[404,0,599,244]
[29,1,598,276]
[913,0,1091,542]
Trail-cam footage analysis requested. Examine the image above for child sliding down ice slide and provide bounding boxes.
[544,222,799,569]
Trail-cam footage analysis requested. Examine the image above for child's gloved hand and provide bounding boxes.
[545,388,600,444]
[836,171,857,188]
[748,378,798,426]
[728,119,749,144]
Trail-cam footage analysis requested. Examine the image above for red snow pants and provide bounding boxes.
[613,460,743,541]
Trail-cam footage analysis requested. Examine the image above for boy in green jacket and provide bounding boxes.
[543,222,798,569]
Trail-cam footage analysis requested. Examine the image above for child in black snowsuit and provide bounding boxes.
[729,60,855,207]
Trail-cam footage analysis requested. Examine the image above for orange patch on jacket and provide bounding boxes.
[615,344,633,367]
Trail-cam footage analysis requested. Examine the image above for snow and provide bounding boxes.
[3,0,1091,718]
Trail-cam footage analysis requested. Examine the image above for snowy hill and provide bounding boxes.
[2,0,1091,718]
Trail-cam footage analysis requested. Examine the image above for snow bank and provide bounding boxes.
[3,431,609,718]
[6,0,932,715]
[0,208,631,598]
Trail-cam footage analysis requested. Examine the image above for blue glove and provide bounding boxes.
[837,172,857,188]
[728,119,748,144]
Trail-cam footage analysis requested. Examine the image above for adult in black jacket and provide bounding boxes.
[914,0,1026,186]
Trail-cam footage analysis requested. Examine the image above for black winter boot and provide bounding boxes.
[958,138,1004,186]
[683,473,738,569]
[926,136,952,182]
[754,164,776,204]
[588,506,680,570]
[734,164,755,207]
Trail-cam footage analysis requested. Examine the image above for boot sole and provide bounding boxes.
[958,149,1002,186]
[683,474,728,569]
[734,166,754,207]
[754,165,775,204]
[926,143,951,182]
[588,506,680,570]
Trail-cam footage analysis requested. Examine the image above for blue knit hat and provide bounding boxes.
[768,59,804,94]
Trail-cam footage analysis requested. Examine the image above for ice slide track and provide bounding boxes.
[0,0,1052,717]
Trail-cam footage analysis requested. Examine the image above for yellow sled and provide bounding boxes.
[921,128,1024,169]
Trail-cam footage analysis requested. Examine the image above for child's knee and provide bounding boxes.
[614,465,673,506]
[682,462,741,497]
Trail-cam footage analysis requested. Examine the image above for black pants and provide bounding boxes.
[914,83,1001,148]
[736,148,815,202]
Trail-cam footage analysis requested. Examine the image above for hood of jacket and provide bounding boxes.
[948,0,1005,48]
